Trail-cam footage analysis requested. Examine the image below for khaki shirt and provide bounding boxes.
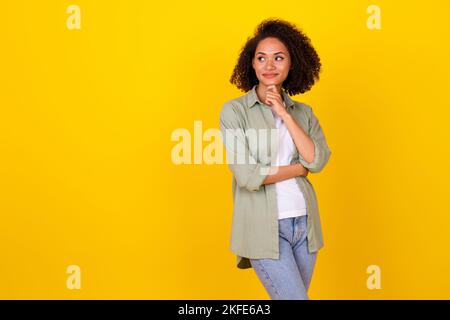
[219,84,332,269]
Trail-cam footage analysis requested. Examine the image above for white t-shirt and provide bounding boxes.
[271,101,307,219]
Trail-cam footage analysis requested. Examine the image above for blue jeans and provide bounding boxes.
[249,215,318,300]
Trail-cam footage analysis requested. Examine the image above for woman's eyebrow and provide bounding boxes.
[256,51,285,55]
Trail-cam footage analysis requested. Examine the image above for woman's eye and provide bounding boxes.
[257,56,284,61]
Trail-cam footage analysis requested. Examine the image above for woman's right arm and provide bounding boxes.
[262,164,308,185]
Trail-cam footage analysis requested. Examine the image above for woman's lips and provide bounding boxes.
[262,74,278,78]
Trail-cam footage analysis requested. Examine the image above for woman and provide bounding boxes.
[219,19,332,300]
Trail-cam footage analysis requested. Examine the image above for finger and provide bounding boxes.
[265,94,280,101]
[266,90,281,96]
[266,86,277,93]
[266,93,282,103]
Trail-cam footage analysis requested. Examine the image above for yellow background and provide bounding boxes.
[1,0,450,299]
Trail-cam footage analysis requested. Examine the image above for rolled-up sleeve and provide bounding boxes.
[219,103,270,192]
[297,105,332,173]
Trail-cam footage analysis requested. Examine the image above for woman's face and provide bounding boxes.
[252,37,291,87]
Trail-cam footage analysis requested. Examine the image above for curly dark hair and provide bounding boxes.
[230,18,321,96]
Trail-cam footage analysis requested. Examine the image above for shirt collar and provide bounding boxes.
[246,84,295,109]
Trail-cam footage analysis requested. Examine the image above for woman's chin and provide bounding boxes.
[260,79,281,86]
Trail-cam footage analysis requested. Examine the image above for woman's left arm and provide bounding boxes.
[281,112,315,163]
[281,106,332,173]
[264,87,331,174]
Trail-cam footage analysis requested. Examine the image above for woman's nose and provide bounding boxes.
[266,58,275,69]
